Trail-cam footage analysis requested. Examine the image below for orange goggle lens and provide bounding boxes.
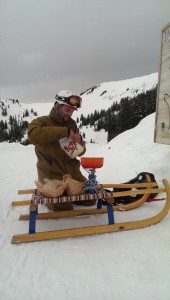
[68,96,82,108]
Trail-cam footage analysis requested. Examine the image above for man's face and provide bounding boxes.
[61,105,74,121]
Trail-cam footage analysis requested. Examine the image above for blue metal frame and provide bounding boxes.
[107,203,115,224]
[97,198,103,209]
[29,205,38,234]
[85,168,115,225]
[97,199,115,224]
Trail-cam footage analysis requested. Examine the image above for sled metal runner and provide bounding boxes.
[11,178,170,244]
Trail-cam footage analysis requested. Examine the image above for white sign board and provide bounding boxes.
[154,22,170,144]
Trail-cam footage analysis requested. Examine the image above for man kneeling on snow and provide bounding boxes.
[27,90,96,211]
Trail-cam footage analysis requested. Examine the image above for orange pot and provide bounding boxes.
[81,157,104,169]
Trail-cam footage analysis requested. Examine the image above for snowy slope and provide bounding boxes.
[0,111,170,300]
[0,72,158,145]
[25,72,158,119]
[0,73,158,122]
[79,72,158,117]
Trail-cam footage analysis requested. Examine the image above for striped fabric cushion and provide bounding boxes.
[31,189,114,204]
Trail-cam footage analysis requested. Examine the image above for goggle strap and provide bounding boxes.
[55,95,81,108]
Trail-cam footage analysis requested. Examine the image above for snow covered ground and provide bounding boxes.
[0,113,170,300]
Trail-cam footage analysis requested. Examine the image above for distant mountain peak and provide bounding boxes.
[0,72,158,145]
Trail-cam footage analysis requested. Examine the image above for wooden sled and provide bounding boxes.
[11,177,170,244]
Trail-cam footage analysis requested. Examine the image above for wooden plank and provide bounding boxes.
[17,182,158,195]
[12,200,31,206]
[19,208,109,220]
[102,182,158,188]
[18,189,34,195]
[110,188,165,197]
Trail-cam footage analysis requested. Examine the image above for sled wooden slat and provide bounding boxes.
[108,188,164,197]
[19,208,110,220]
[11,179,170,244]
[110,188,163,197]
[101,182,158,188]
[17,182,158,195]
[18,189,34,195]
[12,200,31,206]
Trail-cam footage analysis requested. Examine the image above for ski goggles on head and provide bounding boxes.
[55,95,82,108]
[68,96,82,108]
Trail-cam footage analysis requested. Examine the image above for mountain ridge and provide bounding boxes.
[0,72,158,144]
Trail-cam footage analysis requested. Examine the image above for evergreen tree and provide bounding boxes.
[81,87,156,143]
[24,109,29,117]
[2,107,7,116]
[117,97,132,132]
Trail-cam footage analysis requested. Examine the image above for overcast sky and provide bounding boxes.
[0,0,170,103]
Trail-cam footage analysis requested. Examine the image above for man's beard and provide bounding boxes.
[63,115,71,121]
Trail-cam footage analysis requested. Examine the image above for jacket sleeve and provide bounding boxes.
[78,143,86,157]
[27,117,69,144]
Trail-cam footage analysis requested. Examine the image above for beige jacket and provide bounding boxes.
[28,108,86,182]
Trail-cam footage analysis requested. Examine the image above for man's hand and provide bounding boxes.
[69,130,82,144]
[73,134,82,143]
